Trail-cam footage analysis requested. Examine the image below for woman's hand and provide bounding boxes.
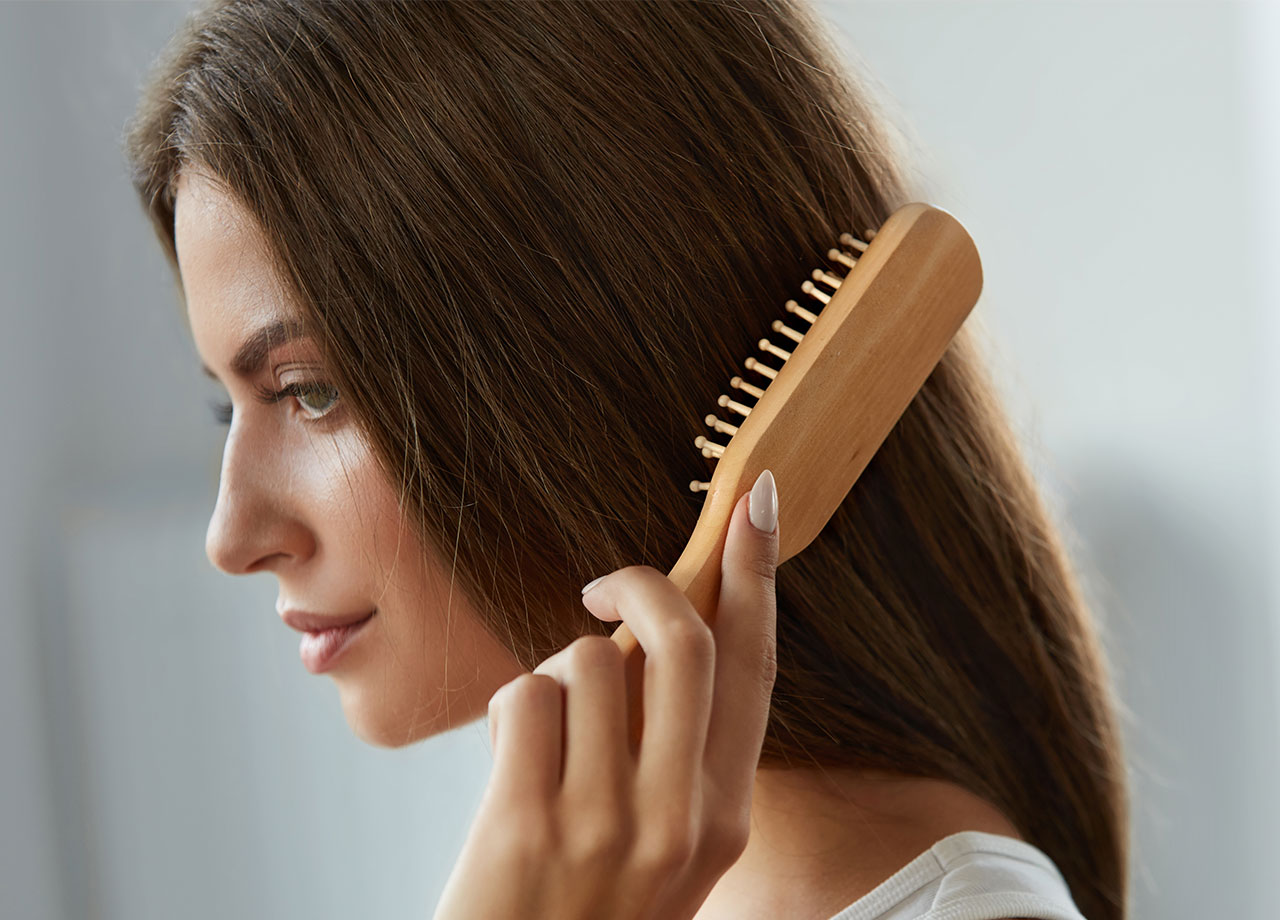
[431,470,780,920]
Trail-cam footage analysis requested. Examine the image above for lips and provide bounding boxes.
[280,608,376,633]
[278,607,379,675]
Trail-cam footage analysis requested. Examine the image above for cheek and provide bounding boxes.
[339,517,522,744]
[326,445,441,623]
[316,434,527,739]
[317,434,407,564]
[363,483,429,593]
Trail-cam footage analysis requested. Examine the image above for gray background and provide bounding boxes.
[2,1,1275,918]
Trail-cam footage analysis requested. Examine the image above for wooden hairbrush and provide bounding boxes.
[607,201,984,745]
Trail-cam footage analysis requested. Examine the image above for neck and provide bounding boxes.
[693,765,1023,920]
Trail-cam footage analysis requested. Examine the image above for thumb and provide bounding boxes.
[727,468,773,591]
[712,468,779,675]
[733,468,779,580]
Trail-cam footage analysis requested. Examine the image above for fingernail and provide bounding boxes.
[581,574,606,595]
[748,469,778,534]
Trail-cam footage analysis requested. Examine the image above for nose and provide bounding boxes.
[204,424,315,575]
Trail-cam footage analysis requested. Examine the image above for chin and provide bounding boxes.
[335,678,481,749]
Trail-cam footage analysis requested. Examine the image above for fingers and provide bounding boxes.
[487,673,563,804]
[533,636,633,794]
[702,469,779,798]
[580,567,715,796]
[494,469,777,853]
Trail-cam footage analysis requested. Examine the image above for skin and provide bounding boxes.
[176,168,1027,919]
[176,169,526,748]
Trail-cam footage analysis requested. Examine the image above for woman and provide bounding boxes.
[124,2,1129,919]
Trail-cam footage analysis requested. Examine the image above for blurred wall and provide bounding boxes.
[1,2,1274,919]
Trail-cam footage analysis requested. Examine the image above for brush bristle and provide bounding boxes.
[688,229,872,493]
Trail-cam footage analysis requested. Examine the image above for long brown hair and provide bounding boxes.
[124,2,1129,917]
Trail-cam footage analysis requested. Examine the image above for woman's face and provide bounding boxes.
[175,170,525,747]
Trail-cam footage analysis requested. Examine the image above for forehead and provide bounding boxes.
[175,171,296,351]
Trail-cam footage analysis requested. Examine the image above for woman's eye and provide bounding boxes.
[292,381,341,419]
[211,380,344,426]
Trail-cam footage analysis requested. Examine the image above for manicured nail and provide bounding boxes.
[748,469,778,534]
[581,575,606,595]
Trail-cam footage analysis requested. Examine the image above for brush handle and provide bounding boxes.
[608,488,738,751]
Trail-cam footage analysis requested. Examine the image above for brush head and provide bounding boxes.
[605,202,984,737]
[681,202,983,593]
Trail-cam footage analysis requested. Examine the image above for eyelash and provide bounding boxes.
[209,381,342,427]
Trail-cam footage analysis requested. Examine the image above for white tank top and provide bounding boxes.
[823,830,1089,920]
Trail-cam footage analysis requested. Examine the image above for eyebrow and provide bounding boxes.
[201,319,309,381]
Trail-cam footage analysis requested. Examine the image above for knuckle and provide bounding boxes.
[635,811,697,876]
[488,681,513,717]
[516,671,561,696]
[566,635,625,672]
[759,639,779,687]
[667,619,714,667]
[701,812,751,868]
[568,812,632,866]
[500,810,557,861]
[747,555,778,588]
[493,673,559,712]
[613,564,657,586]
[624,564,682,596]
